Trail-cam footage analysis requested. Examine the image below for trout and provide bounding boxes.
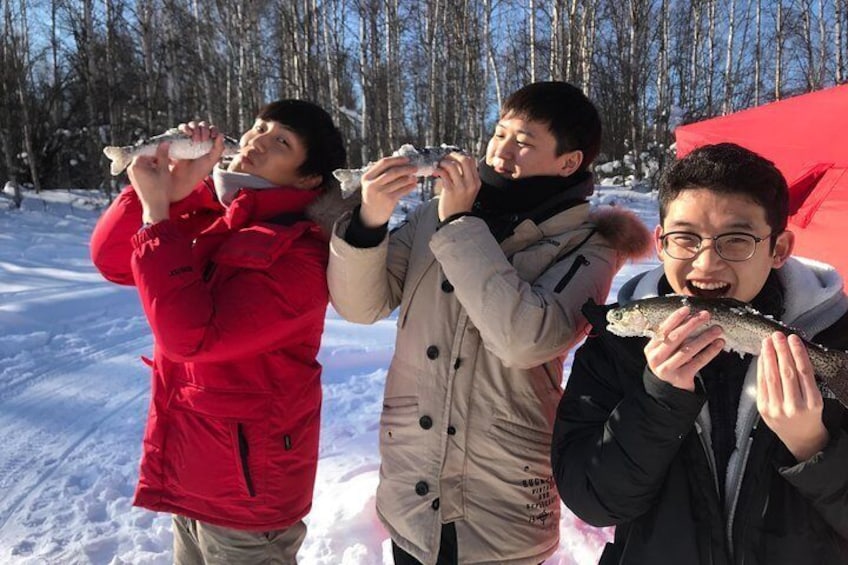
[332,143,465,198]
[103,128,240,175]
[606,295,848,406]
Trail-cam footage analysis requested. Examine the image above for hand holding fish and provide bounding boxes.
[359,156,419,228]
[643,306,726,392]
[757,332,829,461]
[434,153,481,221]
[170,121,226,201]
[127,127,225,224]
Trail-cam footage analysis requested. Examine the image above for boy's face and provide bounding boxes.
[656,188,794,303]
[485,112,583,179]
[229,119,320,189]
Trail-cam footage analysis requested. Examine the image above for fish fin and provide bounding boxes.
[103,146,131,175]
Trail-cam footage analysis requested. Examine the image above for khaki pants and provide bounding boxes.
[172,514,307,565]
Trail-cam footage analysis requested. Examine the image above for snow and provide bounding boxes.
[0,187,659,564]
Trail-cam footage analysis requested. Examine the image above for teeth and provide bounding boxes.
[690,281,729,290]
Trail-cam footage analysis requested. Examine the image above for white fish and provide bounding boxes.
[333,143,465,198]
[103,128,240,175]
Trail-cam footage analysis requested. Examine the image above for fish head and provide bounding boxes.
[606,305,655,338]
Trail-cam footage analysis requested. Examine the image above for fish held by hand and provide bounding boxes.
[332,143,465,198]
[103,128,240,175]
[605,295,848,407]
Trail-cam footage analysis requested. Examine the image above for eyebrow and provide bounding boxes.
[496,123,536,138]
[667,220,758,231]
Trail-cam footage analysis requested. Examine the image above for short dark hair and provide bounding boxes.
[257,99,346,188]
[658,142,789,236]
[501,81,601,171]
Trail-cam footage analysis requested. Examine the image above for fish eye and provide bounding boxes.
[610,311,622,321]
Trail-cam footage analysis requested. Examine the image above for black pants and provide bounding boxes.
[392,523,458,565]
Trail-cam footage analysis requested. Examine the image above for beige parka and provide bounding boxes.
[328,193,651,564]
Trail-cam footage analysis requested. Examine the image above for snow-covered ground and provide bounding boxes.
[0,186,659,564]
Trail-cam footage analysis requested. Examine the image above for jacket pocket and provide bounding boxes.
[490,417,553,447]
[164,382,271,500]
[378,396,421,477]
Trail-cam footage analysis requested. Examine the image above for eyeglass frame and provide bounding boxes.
[658,230,775,262]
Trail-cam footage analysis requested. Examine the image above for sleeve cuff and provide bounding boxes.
[344,205,388,248]
[436,211,478,230]
[131,219,182,248]
[642,367,705,413]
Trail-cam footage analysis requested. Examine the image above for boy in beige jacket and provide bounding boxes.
[328,82,650,564]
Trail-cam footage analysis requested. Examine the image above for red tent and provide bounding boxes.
[675,84,848,280]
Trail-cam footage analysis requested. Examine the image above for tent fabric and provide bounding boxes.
[674,84,848,280]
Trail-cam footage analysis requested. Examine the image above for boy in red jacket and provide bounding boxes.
[91,100,346,564]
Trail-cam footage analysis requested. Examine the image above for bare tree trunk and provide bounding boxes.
[706,0,716,114]
[775,1,783,100]
[755,0,761,105]
[837,0,844,84]
[11,0,40,192]
[425,0,442,146]
[723,0,736,114]
[690,0,702,111]
[656,0,669,147]
[529,0,536,82]
[550,0,560,80]
[358,4,369,163]
[566,0,580,80]
[485,0,502,111]
[818,0,827,89]
[193,0,215,122]
[580,0,598,94]
[321,0,341,128]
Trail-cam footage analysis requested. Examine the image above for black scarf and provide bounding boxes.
[473,161,594,241]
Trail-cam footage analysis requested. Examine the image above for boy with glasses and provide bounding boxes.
[552,143,848,564]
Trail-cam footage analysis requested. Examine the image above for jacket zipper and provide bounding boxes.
[237,423,256,497]
[554,255,590,293]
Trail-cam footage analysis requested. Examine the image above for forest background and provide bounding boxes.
[1,0,845,195]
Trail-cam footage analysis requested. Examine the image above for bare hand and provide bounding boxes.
[434,153,481,221]
[757,332,829,461]
[359,156,418,228]
[644,306,725,391]
[128,142,173,224]
[169,121,225,202]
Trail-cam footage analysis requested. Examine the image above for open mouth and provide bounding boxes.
[686,280,731,298]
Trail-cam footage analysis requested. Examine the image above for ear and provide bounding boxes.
[771,230,794,268]
[294,174,322,191]
[558,150,584,177]
[653,225,665,260]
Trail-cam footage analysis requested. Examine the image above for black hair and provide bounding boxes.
[658,142,789,239]
[501,81,601,171]
[257,99,346,188]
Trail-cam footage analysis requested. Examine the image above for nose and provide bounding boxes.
[492,137,513,160]
[690,240,724,271]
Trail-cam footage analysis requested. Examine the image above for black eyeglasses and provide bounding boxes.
[660,231,772,262]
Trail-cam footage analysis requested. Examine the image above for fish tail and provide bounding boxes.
[332,169,362,198]
[102,146,132,175]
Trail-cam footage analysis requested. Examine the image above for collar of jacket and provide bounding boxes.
[499,201,593,258]
[219,185,321,232]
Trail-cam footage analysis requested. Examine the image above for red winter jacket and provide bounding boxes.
[90,180,329,531]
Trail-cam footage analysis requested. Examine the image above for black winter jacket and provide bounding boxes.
[552,261,848,565]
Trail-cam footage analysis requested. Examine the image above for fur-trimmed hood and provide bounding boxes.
[306,185,361,240]
[589,204,654,260]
